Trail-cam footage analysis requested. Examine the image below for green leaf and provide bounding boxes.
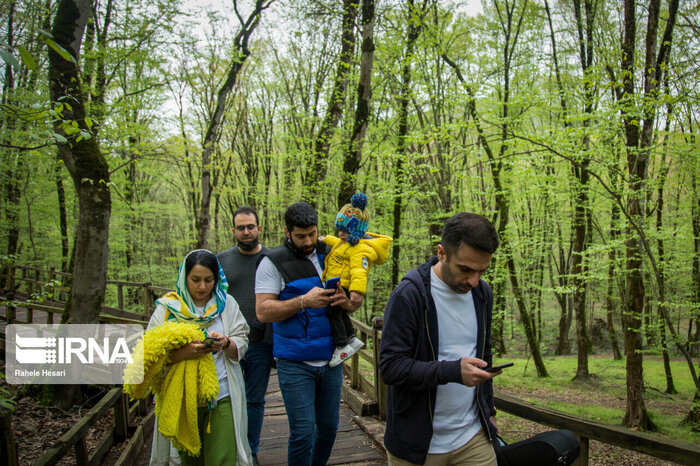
[17,45,36,70]
[53,133,68,143]
[45,38,76,64]
[84,116,93,128]
[0,48,20,69]
[38,29,54,39]
[80,131,92,140]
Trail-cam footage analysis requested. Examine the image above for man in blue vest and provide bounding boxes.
[255,202,356,466]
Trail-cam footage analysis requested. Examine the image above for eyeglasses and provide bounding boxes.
[234,224,258,232]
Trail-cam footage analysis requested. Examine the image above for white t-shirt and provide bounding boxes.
[428,267,482,454]
[255,252,327,366]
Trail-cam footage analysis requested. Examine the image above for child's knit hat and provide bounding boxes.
[335,193,369,246]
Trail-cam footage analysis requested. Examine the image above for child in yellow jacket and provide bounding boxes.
[322,193,393,367]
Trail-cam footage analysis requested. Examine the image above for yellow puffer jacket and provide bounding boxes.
[322,232,393,295]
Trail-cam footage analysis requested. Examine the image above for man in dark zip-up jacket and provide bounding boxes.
[379,213,501,465]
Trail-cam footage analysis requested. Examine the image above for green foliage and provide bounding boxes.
[0,374,16,412]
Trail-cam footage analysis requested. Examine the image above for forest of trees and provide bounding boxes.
[1,0,699,430]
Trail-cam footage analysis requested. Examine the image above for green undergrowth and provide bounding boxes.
[491,355,699,444]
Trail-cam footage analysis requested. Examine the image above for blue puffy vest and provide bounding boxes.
[264,241,334,361]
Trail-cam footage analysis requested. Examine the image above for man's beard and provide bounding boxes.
[285,237,314,257]
[238,238,260,251]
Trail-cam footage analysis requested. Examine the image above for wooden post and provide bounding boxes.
[0,408,18,466]
[74,437,88,465]
[23,267,30,297]
[118,284,124,311]
[351,332,362,390]
[142,283,151,316]
[138,394,150,417]
[371,316,386,420]
[29,270,40,323]
[6,265,16,323]
[48,266,56,301]
[572,436,589,465]
[114,393,129,442]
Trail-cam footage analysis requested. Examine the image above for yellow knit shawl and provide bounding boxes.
[123,321,219,456]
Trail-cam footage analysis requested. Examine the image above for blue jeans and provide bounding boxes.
[276,359,342,466]
[240,343,274,455]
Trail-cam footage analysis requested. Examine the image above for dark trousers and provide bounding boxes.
[327,304,356,347]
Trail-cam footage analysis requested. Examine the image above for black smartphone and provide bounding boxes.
[325,277,340,290]
[485,362,514,372]
[202,337,220,347]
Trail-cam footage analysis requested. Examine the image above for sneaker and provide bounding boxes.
[252,453,260,466]
[329,343,357,367]
[349,337,365,352]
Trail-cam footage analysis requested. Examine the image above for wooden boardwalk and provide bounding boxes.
[255,370,385,465]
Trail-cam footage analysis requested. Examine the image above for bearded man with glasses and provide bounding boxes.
[218,206,271,466]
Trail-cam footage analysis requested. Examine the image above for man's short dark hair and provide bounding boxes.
[233,206,259,225]
[441,212,499,255]
[284,202,318,232]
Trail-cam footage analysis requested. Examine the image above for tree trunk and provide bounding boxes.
[391,0,427,288]
[2,0,21,261]
[605,190,623,360]
[619,0,679,429]
[124,137,137,279]
[304,0,358,204]
[691,174,700,356]
[656,104,676,394]
[55,155,70,273]
[337,0,375,208]
[49,0,111,324]
[485,0,549,376]
[196,0,272,249]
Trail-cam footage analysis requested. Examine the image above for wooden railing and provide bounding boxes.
[24,388,154,466]
[1,263,166,321]
[0,264,158,465]
[342,316,386,419]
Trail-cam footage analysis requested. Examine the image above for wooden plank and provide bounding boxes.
[257,372,386,465]
[18,302,63,314]
[74,436,88,466]
[495,393,700,465]
[341,383,378,417]
[107,279,151,287]
[114,393,129,442]
[0,408,18,466]
[114,424,144,466]
[99,305,149,322]
[88,426,115,466]
[141,409,156,437]
[99,314,148,327]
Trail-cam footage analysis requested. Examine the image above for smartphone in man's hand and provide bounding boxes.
[325,277,340,290]
[485,362,514,372]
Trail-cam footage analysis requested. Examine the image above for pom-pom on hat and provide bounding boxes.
[335,193,370,246]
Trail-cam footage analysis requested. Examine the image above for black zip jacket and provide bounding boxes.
[379,256,497,464]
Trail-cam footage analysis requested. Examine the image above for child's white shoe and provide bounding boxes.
[329,342,359,367]
[349,337,364,352]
